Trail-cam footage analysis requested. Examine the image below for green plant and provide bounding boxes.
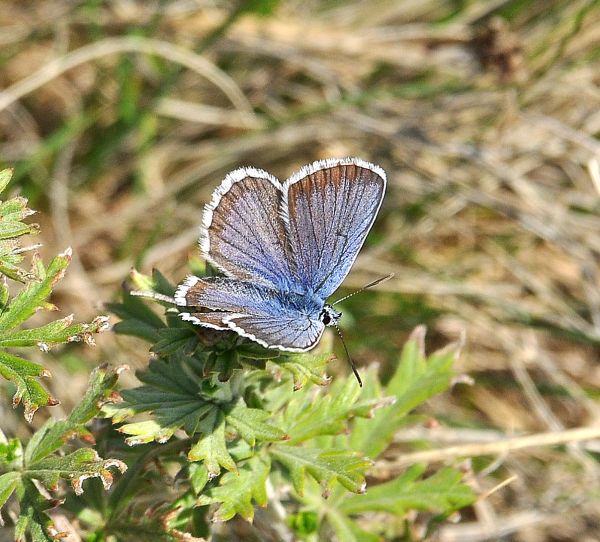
[97,269,476,540]
[0,168,476,540]
[0,169,124,541]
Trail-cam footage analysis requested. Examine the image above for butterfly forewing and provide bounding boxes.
[283,159,386,299]
[201,168,296,290]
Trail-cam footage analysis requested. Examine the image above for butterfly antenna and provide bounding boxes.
[332,273,394,306]
[333,322,362,387]
[130,290,177,304]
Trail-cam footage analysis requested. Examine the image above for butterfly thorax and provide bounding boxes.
[319,304,341,327]
[276,289,339,326]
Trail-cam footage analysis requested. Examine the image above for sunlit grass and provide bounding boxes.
[1,0,600,538]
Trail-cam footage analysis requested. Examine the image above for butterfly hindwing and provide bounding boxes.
[176,276,324,351]
[225,313,324,351]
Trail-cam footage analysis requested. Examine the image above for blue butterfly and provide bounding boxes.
[175,157,386,383]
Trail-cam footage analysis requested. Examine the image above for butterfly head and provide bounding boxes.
[319,304,341,326]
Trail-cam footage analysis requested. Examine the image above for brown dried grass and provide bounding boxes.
[1,1,600,539]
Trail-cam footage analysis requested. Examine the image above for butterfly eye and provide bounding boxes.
[319,310,331,325]
[319,306,342,326]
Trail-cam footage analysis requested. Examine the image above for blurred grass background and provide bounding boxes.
[1,0,600,539]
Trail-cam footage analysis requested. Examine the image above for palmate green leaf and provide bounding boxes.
[25,364,123,465]
[104,354,256,476]
[339,464,475,516]
[104,357,214,444]
[350,327,458,459]
[226,403,287,446]
[271,445,369,496]
[24,448,126,496]
[7,364,127,542]
[0,247,109,420]
[0,252,70,421]
[4,366,126,538]
[196,455,269,522]
[279,377,362,444]
[188,410,237,478]
[283,330,470,541]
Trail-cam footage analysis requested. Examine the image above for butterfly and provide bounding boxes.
[174,157,387,384]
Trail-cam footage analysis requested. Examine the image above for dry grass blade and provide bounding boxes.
[376,426,600,473]
[2,0,600,539]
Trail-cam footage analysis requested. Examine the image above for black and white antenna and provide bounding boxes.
[332,322,362,387]
[332,273,394,386]
[332,273,394,306]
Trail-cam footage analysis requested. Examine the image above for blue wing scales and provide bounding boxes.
[200,167,297,291]
[176,158,385,351]
[175,276,324,351]
[282,159,386,299]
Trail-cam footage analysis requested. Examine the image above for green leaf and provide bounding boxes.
[151,327,199,357]
[226,403,287,446]
[0,169,40,284]
[0,168,13,194]
[108,288,166,343]
[0,220,38,240]
[236,342,279,360]
[8,367,126,540]
[279,377,362,444]
[14,479,59,542]
[0,350,57,421]
[196,455,269,522]
[350,328,457,459]
[275,352,332,389]
[189,462,209,495]
[24,448,126,496]
[339,464,476,516]
[25,364,123,465]
[105,357,215,444]
[0,437,23,470]
[129,268,176,298]
[271,445,369,496]
[325,508,380,542]
[188,410,237,477]
[0,314,109,348]
[0,249,71,332]
[288,510,319,537]
[0,471,19,524]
